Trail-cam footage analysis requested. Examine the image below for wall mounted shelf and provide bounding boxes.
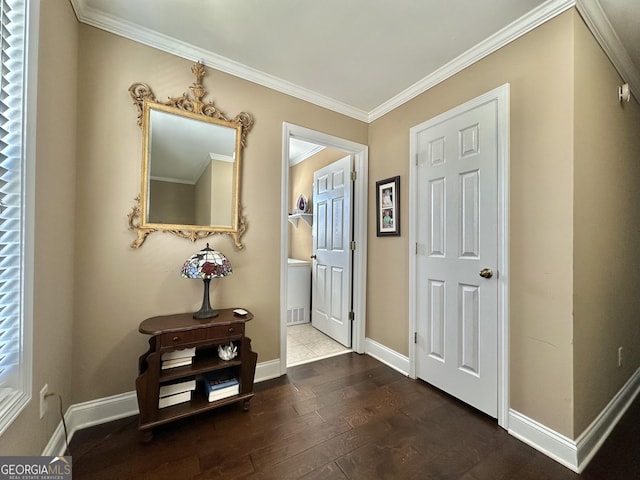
[288,213,313,227]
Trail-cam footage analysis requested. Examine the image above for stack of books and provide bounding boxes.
[161,347,196,369]
[158,378,196,408]
[201,371,240,402]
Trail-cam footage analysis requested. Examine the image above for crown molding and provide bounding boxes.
[72,0,636,123]
[69,0,370,122]
[367,0,576,122]
[576,0,640,103]
[289,145,326,167]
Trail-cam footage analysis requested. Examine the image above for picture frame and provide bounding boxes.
[376,176,400,236]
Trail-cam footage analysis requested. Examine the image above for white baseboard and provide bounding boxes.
[575,366,640,471]
[43,351,640,474]
[42,391,141,456]
[42,413,71,457]
[508,410,579,472]
[41,358,285,456]
[364,337,410,375]
[254,358,282,383]
[508,365,640,473]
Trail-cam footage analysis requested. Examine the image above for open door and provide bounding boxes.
[311,155,353,348]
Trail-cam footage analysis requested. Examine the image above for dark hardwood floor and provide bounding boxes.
[69,353,639,479]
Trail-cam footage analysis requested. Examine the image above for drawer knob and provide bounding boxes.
[172,336,180,342]
[228,327,234,333]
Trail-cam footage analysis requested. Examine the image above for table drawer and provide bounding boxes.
[158,323,244,348]
[211,323,244,339]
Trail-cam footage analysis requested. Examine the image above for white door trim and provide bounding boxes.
[408,84,510,428]
[280,123,368,375]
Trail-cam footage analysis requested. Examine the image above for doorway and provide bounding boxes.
[408,85,510,427]
[280,123,368,375]
[288,151,352,366]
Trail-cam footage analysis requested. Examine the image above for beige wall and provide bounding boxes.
[572,15,640,436]
[7,3,639,454]
[0,0,78,455]
[195,162,212,225]
[149,180,195,224]
[368,11,577,436]
[210,160,234,226]
[73,9,580,438]
[289,147,348,261]
[72,25,367,403]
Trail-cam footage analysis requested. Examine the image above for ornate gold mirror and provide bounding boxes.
[128,62,253,248]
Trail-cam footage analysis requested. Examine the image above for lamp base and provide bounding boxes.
[193,277,219,319]
[193,308,219,319]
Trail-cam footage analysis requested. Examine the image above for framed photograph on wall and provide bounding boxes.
[376,176,400,236]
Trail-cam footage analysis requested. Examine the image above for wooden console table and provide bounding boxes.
[135,309,257,441]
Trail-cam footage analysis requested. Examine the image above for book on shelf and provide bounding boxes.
[204,382,239,402]
[158,390,191,409]
[202,371,238,388]
[209,376,239,390]
[161,347,196,362]
[161,357,193,369]
[159,378,196,398]
[207,385,239,402]
[201,372,240,402]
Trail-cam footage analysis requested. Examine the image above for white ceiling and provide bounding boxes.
[149,109,236,184]
[72,0,639,122]
[597,0,640,69]
[289,139,325,166]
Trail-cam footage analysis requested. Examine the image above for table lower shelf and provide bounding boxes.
[138,391,254,431]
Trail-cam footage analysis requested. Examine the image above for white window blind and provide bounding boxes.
[0,0,30,435]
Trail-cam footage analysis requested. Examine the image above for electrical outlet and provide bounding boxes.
[39,384,48,419]
[618,347,623,368]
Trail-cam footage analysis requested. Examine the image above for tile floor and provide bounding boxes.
[286,322,351,367]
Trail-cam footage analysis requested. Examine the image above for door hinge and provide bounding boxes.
[351,170,357,181]
[350,241,356,251]
[349,311,355,321]
[414,332,417,344]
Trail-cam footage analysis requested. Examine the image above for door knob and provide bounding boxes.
[479,268,493,279]
[310,255,317,259]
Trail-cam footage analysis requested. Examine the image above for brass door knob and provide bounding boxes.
[479,268,493,279]
[310,255,317,259]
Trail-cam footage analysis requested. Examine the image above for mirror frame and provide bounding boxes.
[127,62,253,249]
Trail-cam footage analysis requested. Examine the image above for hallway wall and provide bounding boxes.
[367,11,576,436]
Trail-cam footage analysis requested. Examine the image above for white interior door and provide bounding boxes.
[312,155,352,347]
[414,97,499,417]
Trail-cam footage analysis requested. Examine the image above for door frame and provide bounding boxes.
[280,123,368,375]
[408,84,510,428]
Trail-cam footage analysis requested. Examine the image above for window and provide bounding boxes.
[0,0,35,435]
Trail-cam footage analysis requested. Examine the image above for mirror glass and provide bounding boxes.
[146,106,238,228]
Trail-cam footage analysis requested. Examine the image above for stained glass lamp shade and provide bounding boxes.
[181,243,232,319]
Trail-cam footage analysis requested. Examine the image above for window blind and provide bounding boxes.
[0,0,28,433]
